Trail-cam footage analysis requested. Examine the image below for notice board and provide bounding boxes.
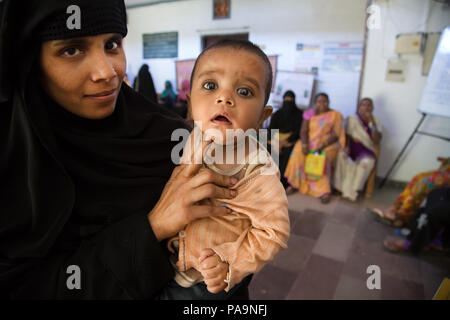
[143,32,178,59]
[271,71,315,108]
[418,26,450,118]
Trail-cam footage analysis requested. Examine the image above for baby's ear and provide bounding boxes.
[186,92,191,104]
[260,105,273,121]
[186,92,194,127]
[257,105,273,129]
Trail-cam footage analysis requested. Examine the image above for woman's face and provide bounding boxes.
[315,95,329,113]
[358,99,373,118]
[283,95,294,102]
[40,33,126,119]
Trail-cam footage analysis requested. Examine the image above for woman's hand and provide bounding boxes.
[371,130,382,144]
[318,131,338,152]
[279,139,289,149]
[302,144,309,155]
[148,162,236,242]
[360,110,371,123]
[344,146,350,156]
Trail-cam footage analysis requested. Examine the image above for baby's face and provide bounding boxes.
[189,48,269,142]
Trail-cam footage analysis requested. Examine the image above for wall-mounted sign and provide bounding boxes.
[143,32,178,59]
[322,41,363,73]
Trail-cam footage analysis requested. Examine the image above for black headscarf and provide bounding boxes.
[269,90,303,144]
[0,0,188,297]
[133,64,158,104]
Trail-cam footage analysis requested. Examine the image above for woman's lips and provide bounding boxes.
[84,89,117,102]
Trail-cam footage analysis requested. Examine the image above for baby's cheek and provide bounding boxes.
[238,118,260,132]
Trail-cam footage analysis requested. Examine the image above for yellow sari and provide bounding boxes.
[284,109,345,198]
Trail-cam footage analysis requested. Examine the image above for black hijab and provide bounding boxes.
[133,64,158,104]
[269,90,303,143]
[0,0,187,270]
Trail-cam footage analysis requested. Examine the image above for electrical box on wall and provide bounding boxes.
[395,33,424,54]
[386,58,406,82]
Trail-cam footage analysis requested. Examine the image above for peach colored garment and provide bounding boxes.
[169,133,290,292]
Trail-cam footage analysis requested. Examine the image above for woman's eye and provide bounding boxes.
[106,41,120,50]
[63,48,81,57]
[237,88,253,97]
[203,82,217,90]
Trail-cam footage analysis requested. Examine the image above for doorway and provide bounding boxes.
[201,33,249,50]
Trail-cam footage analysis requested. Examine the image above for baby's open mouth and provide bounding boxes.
[212,114,232,125]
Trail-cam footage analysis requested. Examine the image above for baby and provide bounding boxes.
[162,39,290,299]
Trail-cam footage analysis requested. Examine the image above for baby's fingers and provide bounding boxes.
[200,256,219,270]
[204,272,228,293]
[205,282,227,294]
[199,248,215,263]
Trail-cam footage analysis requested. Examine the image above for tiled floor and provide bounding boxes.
[248,186,450,300]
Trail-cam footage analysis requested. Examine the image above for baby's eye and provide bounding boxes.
[203,82,217,90]
[63,47,81,57]
[237,88,253,97]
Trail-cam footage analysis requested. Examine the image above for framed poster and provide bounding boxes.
[213,0,230,20]
[175,59,196,91]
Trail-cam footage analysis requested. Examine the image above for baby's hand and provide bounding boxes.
[198,248,229,294]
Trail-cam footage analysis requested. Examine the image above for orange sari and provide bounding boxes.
[284,109,345,198]
[393,160,450,222]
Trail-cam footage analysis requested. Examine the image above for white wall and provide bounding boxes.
[124,0,450,183]
[360,0,450,182]
[124,0,366,94]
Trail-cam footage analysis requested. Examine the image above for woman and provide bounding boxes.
[269,90,303,188]
[334,98,382,201]
[0,0,244,299]
[174,79,189,119]
[284,93,345,203]
[160,80,177,109]
[369,157,450,228]
[133,64,158,103]
[383,187,450,255]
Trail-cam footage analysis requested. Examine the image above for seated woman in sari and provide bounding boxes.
[369,157,450,228]
[284,93,345,203]
[334,98,382,201]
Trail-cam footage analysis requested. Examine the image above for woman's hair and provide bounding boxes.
[359,97,373,107]
[314,92,329,103]
[283,90,295,100]
[189,39,273,105]
[138,64,149,74]
[357,97,374,112]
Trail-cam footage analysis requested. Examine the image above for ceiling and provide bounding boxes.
[124,0,186,9]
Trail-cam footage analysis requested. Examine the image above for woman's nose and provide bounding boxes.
[90,53,117,83]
